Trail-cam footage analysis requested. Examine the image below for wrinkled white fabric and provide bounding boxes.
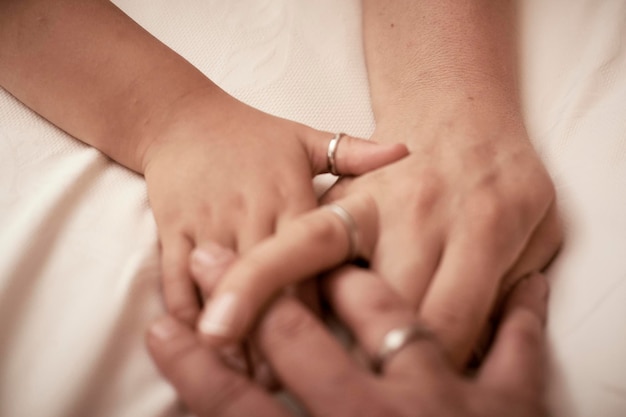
[0,0,624,416]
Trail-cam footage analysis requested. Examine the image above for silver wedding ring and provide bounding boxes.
[372,323,434,373]
[327,132,344,176]
[323,203,359,261]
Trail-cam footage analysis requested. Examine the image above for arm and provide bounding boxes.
[179,1,559,362]
[362,0,524,137]
[0,0,219,173]
[318,0,561,364]
[0,0,407,324]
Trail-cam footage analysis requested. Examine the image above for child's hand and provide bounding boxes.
[142,92,408,324]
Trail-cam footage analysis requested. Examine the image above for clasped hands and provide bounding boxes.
[144,95,561,416]
[148,258,550,417]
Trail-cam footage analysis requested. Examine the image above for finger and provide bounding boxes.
[305,130,409,176]
[479,273,549,400]
[190,243,237,299]
[196,193,379,346]
[234,201,285,254]
[161,236,201,326]
[370,218,443,308]
[322,170,444,309]
[274,184,318,229]
[419,227,522,367]
[324,266,448,378]
[191,243,304,390]
[146,316,288,417]
[255,296,370,417]
[190,245,253,378]
[503,204,563,289]
[247,283,323,392]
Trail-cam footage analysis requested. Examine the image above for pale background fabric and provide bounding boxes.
[0,0,624,416]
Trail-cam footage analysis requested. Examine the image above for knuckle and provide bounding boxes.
[463,192,526,254]
[508,311,543,349]
[192,199,215,220]
[163,281,200,324]
[465,191,506,229]
[530,170,557,203]
[427,304,479,342]
[516,180,555,222]
[159,337,199,371]
[361,291,404,318]
[405,174,441,215]
[205,375,254,416]
[168,304,200,325]
[153,204,186,230]
[227,192,249,217]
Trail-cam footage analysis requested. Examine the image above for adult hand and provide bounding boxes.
[321,123,562,364]
[143,91,408,325]
[147,269,550,417]
[351,0,564,366]
[188,107,561,370]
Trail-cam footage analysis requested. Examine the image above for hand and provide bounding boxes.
[142,91,408,325]
[191,131,559,361]
[356,0,563,367]
[322,121,562,364]
[192,191,376,345]
[147,268,550,417]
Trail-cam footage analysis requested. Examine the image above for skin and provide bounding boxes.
[196,0,562,366]
[0,0,407,325]
[1,0,561,395]
[149,265,550,417]
[328,0,563,364]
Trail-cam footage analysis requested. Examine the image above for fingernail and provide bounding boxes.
[199,292,240,338]
[191,245,234,283]
[525,272,548,299]
[149,316,179,341]
[192,244,233,268]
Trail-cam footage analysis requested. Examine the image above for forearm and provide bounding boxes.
[0,0,225,172]
[362,0,525,142]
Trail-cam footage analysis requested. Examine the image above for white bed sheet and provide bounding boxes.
[0,1,625,416]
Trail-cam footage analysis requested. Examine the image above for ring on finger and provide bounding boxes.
[372,323,434,374]
[327,132,344,176]
[323,203,359,262]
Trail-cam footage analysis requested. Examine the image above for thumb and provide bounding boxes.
[478,273,549,401]
[146,315,287,417]
[306,131,409,176]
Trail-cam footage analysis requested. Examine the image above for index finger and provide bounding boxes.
[478,273,549,400]
[146,316,288,417]
[323,266,448,378]
[418,210,536,366]
[254,296,371,417]
[196,193,379,346]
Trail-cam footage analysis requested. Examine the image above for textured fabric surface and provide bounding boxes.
[0,0,624,416]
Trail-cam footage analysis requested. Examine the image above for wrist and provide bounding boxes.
[137,84,237,174]
[373,87,527,148]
